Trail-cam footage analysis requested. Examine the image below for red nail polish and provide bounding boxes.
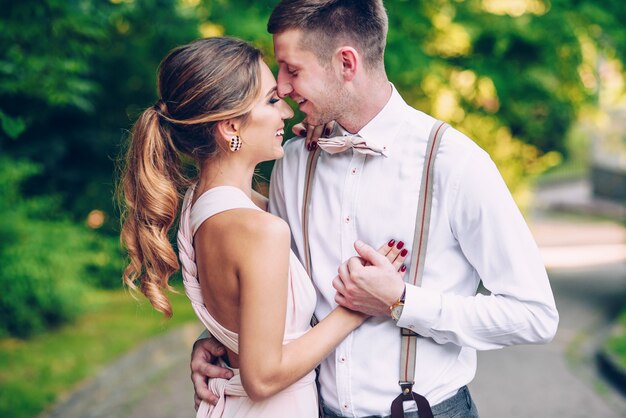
[400,265,407,272]
[387,239,395,247]
[300,129,307,136]
[307,142,312,151]
[400,248,408,257]
[312,142,318,149]
[396,241,404,250]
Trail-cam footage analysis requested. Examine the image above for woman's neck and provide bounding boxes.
[196,155,255,200]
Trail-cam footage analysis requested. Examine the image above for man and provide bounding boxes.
[191,1,559,417]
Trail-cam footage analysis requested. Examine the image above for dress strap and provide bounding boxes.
[188,186,261,236]
[177,186,260,355]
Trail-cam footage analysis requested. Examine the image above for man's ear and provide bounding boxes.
[337,47,359,81]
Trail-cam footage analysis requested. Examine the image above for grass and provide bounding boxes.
[0,284,197,418]
[605,309,626,370]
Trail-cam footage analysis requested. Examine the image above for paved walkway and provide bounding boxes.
[42,179,626,418]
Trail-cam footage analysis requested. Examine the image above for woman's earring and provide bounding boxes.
[229,135,241,152]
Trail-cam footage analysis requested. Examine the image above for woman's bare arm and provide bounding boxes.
[236,213,365,401]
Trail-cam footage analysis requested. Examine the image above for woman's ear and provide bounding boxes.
[216,119,241,145]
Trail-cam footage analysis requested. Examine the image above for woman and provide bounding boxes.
[119,37,407,417]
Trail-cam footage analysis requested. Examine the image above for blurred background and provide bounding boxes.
[1,0,625,417]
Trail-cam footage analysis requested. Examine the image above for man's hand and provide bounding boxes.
[191,337,233,410]
[334,240,407,316]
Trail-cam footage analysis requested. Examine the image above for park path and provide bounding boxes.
[42,179,626,418]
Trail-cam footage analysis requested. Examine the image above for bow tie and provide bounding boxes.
[317,135,385,155]
[316,133,387,156]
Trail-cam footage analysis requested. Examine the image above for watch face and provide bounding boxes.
[391,304,404,321]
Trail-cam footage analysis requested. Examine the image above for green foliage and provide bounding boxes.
[0,0,624,332]
[606,308,626,370]
[0,157,122,337]
[0,0,203,229]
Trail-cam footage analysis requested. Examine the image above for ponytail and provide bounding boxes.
[119,104,190,318]
[117,37,263,317]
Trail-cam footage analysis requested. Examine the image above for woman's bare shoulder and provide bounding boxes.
[196,208,290,247]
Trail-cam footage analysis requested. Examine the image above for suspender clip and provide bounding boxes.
[399,381,414,394]
[400,327,418,336]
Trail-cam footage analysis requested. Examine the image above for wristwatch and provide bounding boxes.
[389,285,406,322]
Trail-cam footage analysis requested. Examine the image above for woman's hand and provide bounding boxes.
[292,120,336,150]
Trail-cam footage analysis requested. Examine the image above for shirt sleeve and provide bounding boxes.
[396,150,559,350]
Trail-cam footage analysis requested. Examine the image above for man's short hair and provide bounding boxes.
[268,0,388,70]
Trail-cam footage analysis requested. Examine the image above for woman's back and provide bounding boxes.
[177,185,319,417]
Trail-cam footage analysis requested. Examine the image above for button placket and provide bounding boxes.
[340,153,365,261]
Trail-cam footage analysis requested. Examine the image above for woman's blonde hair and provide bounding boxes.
[118,37,262,317]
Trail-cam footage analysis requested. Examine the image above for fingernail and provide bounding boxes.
[387,239,395,247]
[300,128,307,136]
[396,241,404,250]
[307,142,312,151]
[355,239,364,248]
[400,265,407,272]
[324,127,331,136]
[312,142,318,149]
[400,248,408,257]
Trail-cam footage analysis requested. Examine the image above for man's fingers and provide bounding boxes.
[332,275,346,294]
[354,240,388,267]
[191,361,232,405]
[192,336,226,361]
[191,369,213,404]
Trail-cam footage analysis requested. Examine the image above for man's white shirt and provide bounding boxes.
[269,85,558,417]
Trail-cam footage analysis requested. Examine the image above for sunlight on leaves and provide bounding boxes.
[481,0,549,17]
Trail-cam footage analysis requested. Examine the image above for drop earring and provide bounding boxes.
[229,135,241,152]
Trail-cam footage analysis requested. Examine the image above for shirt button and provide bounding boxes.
[343,403,349,410]
[339,356,346,363]
[351,168,357,175]
[345,216,350,223]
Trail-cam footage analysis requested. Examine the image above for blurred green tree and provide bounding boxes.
[0,0,625,336]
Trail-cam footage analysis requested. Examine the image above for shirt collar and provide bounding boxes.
[330,83,407,157]
[356,83,407,157]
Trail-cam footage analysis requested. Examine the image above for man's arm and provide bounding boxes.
[336,151,558,350]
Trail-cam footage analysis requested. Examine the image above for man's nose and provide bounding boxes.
[276,70,293,98]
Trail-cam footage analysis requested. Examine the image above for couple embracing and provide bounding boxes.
[119,1,558,417]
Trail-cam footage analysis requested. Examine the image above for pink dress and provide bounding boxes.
[177,186,319,418]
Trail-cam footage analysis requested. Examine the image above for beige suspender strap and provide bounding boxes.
[301,146,323,277]
[392,120,449,418]
[408,120,449,287]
